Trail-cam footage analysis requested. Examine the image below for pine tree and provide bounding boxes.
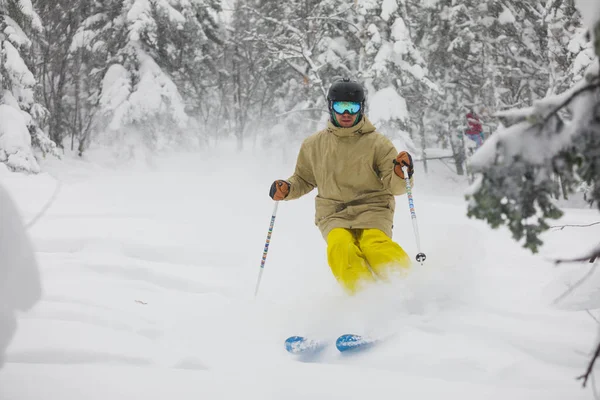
[34,0,85,148]
[73,0,224,157]
[0,0,57,173]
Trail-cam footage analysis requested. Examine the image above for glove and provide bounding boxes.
[269,180,290,201]
[393,151,414,179]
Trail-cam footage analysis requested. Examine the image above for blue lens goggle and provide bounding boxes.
[332,101,362,115]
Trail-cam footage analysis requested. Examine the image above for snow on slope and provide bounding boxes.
[0,147,598,399]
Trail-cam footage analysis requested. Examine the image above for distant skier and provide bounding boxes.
[269,78,414,294]
[465,110,485,148]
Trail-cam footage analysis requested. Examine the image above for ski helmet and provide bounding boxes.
[327,78,365,103]
[327,78,365,127]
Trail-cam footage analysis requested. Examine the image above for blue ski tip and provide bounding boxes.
[284,336,323,355]
[336,334,376,352]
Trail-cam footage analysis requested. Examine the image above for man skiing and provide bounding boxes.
[269,78,414,294]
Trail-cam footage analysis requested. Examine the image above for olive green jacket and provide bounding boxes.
[285,116,412,239]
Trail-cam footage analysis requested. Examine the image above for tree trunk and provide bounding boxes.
[448,126,465,176]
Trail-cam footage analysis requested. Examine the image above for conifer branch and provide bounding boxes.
[542,79,600,126]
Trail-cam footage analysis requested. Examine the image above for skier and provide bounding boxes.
[465,110,485,148]
[269,78,414,295]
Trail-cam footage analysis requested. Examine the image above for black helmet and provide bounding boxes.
[327,78,365,102]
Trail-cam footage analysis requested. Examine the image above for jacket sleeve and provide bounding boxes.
[376,136,414,196]
[285,140,316,200]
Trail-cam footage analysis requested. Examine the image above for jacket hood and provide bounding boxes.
[327,116,376,138]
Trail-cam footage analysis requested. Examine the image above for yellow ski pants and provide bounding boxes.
[326,228,411,294]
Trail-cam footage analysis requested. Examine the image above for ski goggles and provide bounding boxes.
[332,101,362,115]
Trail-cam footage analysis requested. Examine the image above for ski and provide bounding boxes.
[285,334,381,356]
[335,334,378,352]
[284,336,326,355]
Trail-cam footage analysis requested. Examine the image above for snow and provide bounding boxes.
[380,0,398,22]
[318,37,353,72]
[372,42,393,74]
[70,29,96,53]
[100,64,133,131]
[481,16,496,28]
[368,86,409,125]
[0,147,597,399]
[3,17,31,48]
[365,24,381,56]
[3,42,36,88]
[127,0,186,41]
[101,66,128,102]
[470,57,600,172]
[418,147,453,160]
[0,104,40,173]
[572,49,595,78]
[127,0,150,23]
[356,0,382,16]
[2,41,36,112]
[100,49,188,134]
[130,49,188,128]
[70,12,110,52]
[219,0,235,22]
[16,0,43,32]
[0,182,41,368]
[127,0,154,42]
[568,28,589,54]
[498,7,516,25]
[157,0,186,23]
[390,17,410,55]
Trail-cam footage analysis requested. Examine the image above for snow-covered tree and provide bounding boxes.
[243,0,360,149]
[0,0,57,173]
[72,0,223,156]
[1,0,591,172]
[546,1,591,96]
[33,0,87,149]
[222,0,273,150]
[418,0,482,174]
[417,0,586,176]
[466,0,599,255]
[148,0,224,140]
[356,0,437,148]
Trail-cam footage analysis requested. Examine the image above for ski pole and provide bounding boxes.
[402,166,426,265]
[254,201,279,297]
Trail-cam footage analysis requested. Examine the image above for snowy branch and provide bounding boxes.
[555,243,600,264]
[321,5,354,19]
[579,340,600,388]
[304,17,361,32]
[550,222,600,231]
[242,7,304,38]
[542,78,600,126]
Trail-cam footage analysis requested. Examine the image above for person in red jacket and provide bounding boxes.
[465,110,485,148]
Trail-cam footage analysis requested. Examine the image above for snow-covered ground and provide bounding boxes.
[1,146,599,399]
